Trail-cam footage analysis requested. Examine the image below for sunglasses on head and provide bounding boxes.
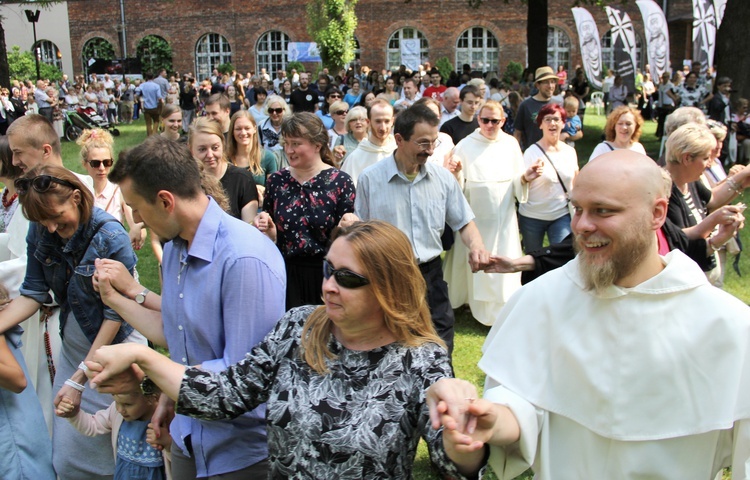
[87,159,114,168]
[268,108,284,114]
[323,259,370,289]
[15,175,77,195]
[479,117,502,125]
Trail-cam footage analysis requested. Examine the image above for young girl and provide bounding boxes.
[77,128,147,249]
[57,390,169,480]
[0,281,56,479]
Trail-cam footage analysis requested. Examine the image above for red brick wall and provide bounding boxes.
[68,0,690,80]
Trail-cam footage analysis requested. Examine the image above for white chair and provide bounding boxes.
[589,92,604,116]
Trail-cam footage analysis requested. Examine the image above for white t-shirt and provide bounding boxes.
[518,142,578,221]
[589,141,646,162]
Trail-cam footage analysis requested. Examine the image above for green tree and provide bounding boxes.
[306,0,358,72]
[7,45,62,82]
[82,38,115,63]
[136,35,173,75]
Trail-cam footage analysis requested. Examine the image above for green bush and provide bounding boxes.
[434,57,454,77]
[502,60,524,85]
[217,63,235,75]
[8,45,62,82]
[136,35,173,75]
[286,61,305,78]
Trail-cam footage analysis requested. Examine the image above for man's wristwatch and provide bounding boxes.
[134,287,150,304]
[140,375,158,396]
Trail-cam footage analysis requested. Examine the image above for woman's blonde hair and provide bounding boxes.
[77,128,114,167]
[160,103,181,121]
[344,106,368,133]
[604,106,644,143]
[665,123,716,165]
[188,117,228,163]
[226,110,264,176]
[301,220,445,374]
[264,95,291,118]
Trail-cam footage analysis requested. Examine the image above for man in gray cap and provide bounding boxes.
[514,66,558,151]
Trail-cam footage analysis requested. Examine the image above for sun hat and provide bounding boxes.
[534,66,557,84]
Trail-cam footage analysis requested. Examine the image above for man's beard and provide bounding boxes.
[574,218,655,293]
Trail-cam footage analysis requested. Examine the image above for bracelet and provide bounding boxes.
[726,177,743,195]
[64,378,86,392]
[78,361,88,373]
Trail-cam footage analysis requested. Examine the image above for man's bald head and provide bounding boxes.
[442,87,460,112]
[577,150,666,207]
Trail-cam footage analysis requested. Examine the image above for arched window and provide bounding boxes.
[82,37,115,66]
[601,30,643,74]
[256,31,289,76]
[547,28,571,72]
[455,27,499,73]
[33,40,62,70]
[387,28,428,71]
[195,33,232,81]
[137,35,173,75]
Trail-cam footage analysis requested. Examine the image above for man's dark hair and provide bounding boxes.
[394,103,439,140]
[459,85,479,101]
[109,136,202,203]
[144,72,154,80]
[205,93,230,110]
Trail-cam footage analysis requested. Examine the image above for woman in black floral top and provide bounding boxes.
[255,112,355,309]
[89,221,478,479]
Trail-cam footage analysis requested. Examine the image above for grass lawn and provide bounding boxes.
[58,112,744,480]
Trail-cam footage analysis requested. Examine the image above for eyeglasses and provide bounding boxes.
[323,259,370,289]
[268,108,284,114]
[334,110,349,116]
[15,175,77,195]
[87,159,114,168]
[543,117,563,124]
[412,139,442,151]
[479,117,502,125]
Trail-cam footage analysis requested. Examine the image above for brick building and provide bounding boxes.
[66,0,695,81]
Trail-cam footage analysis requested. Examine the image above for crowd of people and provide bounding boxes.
[0,57,748,480]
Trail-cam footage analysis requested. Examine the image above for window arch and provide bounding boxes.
[195,33,232,81]
[547,27,571,72]
[256,31,289,76]
[82,37,115,67]
[387,28,428,71]
[33,40,62,70]
[601,30,643,73]
[455,27,498,73]
[137,35,173,75]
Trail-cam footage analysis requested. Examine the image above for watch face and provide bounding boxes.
[135,294,145,304]
[141,377,157,396]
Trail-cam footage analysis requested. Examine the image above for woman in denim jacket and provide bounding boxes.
[0,164,145,479]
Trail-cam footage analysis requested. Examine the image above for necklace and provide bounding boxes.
[2,189,17,208]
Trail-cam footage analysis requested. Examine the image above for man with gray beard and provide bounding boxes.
[426,150,750,479]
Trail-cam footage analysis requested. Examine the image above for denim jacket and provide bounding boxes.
[20,207,137,344]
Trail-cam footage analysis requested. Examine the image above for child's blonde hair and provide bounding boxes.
[563,96,579,113]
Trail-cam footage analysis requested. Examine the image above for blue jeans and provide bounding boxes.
[519,213,572,253]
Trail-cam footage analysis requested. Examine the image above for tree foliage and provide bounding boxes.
[217,63,235,75]
[82,37,115,62]
[136,35,173,75]
[306,0,358,72]
[7,45,62,82]
[434,57,455,76]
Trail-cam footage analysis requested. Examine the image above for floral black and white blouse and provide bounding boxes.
[177,306,467,480]
[263,168,355,258]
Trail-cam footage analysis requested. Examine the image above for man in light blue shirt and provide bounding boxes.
[93,136,286,479]
[135,72,165,136]
[343,103,490,354]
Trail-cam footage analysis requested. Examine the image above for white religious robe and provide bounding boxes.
[480,250,750,479]
[443,130,527,325]
[340,136,396,187]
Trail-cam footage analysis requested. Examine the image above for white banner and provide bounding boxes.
[636,0,671,81]
[713,0,727,28]
[400,39,420,72]
[571,7,603,89]
[692,0,716,73]
[605,6,638,93]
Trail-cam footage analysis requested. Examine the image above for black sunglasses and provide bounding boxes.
[15,175,77,195]
[268,108,284,114]
[323,259,370,289]
[479,117,502,125]
[334,110,349,116]
[87,159,114,168]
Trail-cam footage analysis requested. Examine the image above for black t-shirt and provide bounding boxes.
[440,116,479,145]
[290,88,317,112]
[179,86,197,110]
[220,164,259,219]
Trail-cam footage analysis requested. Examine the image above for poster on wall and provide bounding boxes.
[692,0,717,72]
[636,0,671,81]
[605,5,638,93]
[288,43,321,63]
[400,39,420,72]
[571,7,603,89]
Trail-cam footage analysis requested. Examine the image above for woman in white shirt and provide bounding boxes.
[589,106,647,162]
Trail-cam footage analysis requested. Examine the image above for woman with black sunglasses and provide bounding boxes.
[77,128,146,250]
[0,164,146,478]
[443,100,543,326]
[88,220,478,479]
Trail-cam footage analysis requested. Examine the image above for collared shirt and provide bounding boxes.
[161,199,286,477]
[355,154,473,264]
[153,76,170,97]
[34,88,51,108]
[439,104,459,127]
[135,80,163,109]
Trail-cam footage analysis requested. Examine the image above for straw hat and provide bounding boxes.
[534,66,557,83]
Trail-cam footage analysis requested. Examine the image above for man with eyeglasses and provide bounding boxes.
[340,99,396,186]
[343,103,490,355]
[514,66,558,151]
[440,85,481,145]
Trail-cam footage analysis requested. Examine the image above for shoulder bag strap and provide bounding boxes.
[534,143,569,195]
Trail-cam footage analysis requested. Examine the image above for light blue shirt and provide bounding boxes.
[355,154,473,263]
[135,80,163,109]
[161,199,286,477]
